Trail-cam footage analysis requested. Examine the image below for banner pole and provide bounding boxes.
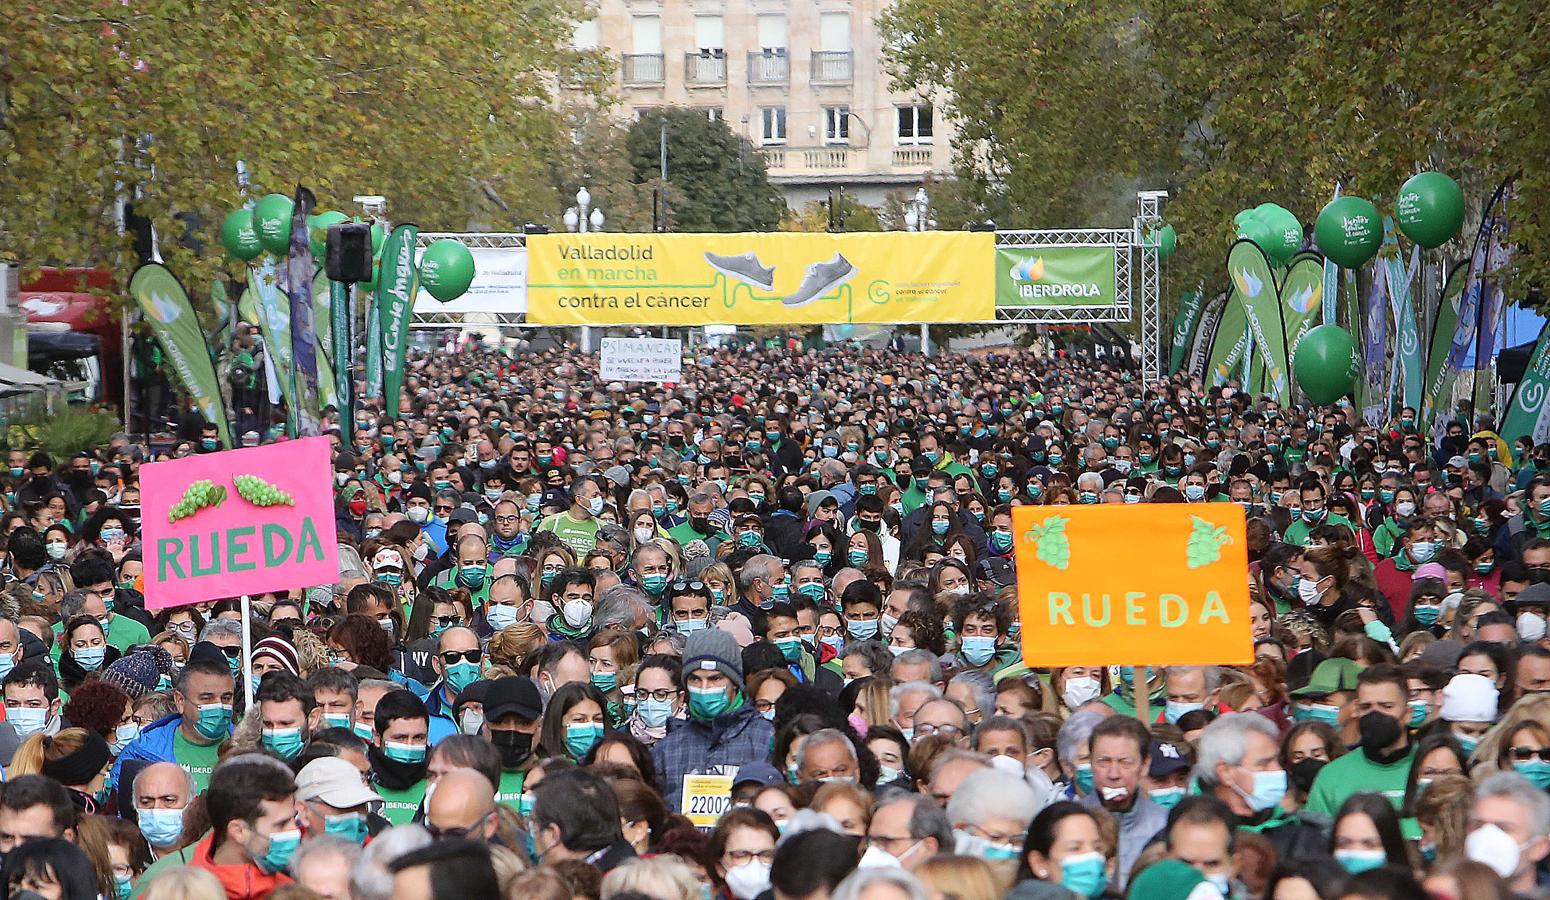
[241,594,254,709]
[1131,666,1150,725]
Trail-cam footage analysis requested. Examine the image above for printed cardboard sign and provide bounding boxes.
[1011,504,1252,666]
[141,437,339,610]
[600,337,682,383]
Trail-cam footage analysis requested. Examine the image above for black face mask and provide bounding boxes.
[1358,711,1403,754]
[689,517,711,535]
[857,519,880,533]
[491,729,533,770]
[1288,757,1325,795]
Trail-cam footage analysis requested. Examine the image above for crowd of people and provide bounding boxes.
[0,340,1546,900]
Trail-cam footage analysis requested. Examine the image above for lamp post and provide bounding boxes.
[565,187,605,352]
[905,187,935,354]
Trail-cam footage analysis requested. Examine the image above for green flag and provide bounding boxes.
[247,259,298,429]
[129,264,232,448]
[1206,287,1249,387]
[1228,240,1290,403]
[1501,322,1550,445]
[375,224,420,416]
[1168,289,1205,375]
[1422,262,1469,434]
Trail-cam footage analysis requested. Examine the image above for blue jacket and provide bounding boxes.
[651,702,774,811]
[420,681,461,746]
[112,713,228,787]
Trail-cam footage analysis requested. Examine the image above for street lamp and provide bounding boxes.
[904,187,931,232]
[565,187,607,353]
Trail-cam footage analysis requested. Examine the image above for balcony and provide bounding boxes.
[747,51,790,84]
[757,148,786,169]
[622,53,665,84]
[803,148,850,170]
[810,51,853,84]
[685,51,726,85]
[892,147,935,167]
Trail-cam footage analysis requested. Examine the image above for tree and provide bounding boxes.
[625,108,784,232]
[779,194,882,232]
[0,0,605,287]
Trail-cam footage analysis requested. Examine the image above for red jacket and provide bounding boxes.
[1373,558,1415,621]
[189,833,293,900]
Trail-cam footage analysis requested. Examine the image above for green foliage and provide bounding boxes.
[780,195,882,232]
[1,1,606,286]
[880,0,1550,290]
[5,406,120,459]
[626,109,784,232]
[1025,515,1071,569]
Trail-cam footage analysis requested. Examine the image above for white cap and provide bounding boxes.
[1440,673,1498,723]
[372,548,405,571]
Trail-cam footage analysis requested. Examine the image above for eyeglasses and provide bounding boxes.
[217,646,241,659]
[914,723,963,737]
[725,849,776,866]
[434,505,455,514]
[1508,746,1550,762]
[636,688,680,702]
[439,649,482,665]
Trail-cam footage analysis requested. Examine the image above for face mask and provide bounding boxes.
[1357,711,1402,749]
[847,548,870,567]
[846,617,879,640]
[74,646,107,671]
[322,812,369,846]
[108,720,141,754]
[1334,849,1388,875]
[407,505,430,524]
[486,603,520,631]
[46,542,67,561]
[1184,484,1206,502]
[961,635,997,666]
[591,670,618,694]
[1149,786,1185,810]
[724,861,772,900]
[457,565,487,590]
[1060,851,1108,899]
[1301,507,1327,523]
[1467,823,1528,880]
[261,726,305,760]
[138,806,186,848]
[1063,676,1101,710]
[1518,612,1548,642]
[636,698,674,729]
[688,685,733,721]
[1292,703,1341,725]
[1454,732,1480,755]
[6,706,46,738]
[1409,540,1439,563]
[1413,603,1441,625]
[458,707,486,736]
[634,526,655,545]
[640,574,669,596]
[253,827,302,874]
[445,660,481,694]
[565,722,604,759]
[1407,699,1430,728]
[1238,767,1288,811]
[1164,700,1203,724]
[587,496,606,516]
[195,703,233,740]
[1206,875,1231,897]
[1297,575,1325,605]
[821,634,845,655]
[774,637,803,663]
[563,599,593,629]
[931,519,950,536]
[676,617,708,634]
[383,741,427,764]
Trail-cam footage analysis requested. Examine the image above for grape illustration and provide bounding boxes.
[168,479,227,522]
[1024,515,1071,570]
[1186,516,1231,568]
[233,474,296,507]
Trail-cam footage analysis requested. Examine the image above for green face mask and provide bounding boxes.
[688,685,735,721]
[565,722,605,759]
[194,703,233,740]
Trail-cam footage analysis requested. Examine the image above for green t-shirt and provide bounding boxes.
[377,781,428,826]
[537,512,601,555]
[1282,512,1355,547]
[497,769,526,807]
[49,614,152,660]
[172,729,224,794]
[1305,745,1416,816]
[431,566,491,607]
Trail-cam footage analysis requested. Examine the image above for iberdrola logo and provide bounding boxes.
[1011,254,1100,299]
[1231,267,1265,298]
[1011,256,1046,282]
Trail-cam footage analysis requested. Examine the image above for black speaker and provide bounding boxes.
[326,223,374,283]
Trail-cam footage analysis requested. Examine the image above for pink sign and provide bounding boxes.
[141,437,339,610]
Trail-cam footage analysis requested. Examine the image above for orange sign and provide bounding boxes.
[1011,504,1252,666]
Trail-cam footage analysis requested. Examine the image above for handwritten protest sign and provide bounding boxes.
[141,437,338,610]
[1012,504,1252,666]
[600,337,682,383]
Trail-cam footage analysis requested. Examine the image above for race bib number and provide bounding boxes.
[681,774,734,828]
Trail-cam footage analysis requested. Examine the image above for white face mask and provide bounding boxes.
[724,861,771,900]
[1518,611,1548,642]
[1395,500,1417,517]
[1297,576,1324,604]
[634,527,654,544]
[1466,823,1528,880]
[563,599,593,628]
[1063,675,1102,710]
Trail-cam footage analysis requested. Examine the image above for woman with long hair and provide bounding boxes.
[536,681,609,763]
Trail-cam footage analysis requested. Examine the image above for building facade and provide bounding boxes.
[575,0,954,209]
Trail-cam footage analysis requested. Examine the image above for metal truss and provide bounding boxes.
[414,232,528,249]
[1135,191,1168,382]
[991,227,1135,327]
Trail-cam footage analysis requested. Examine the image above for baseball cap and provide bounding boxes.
[1290,658,1361,698]
[733,763,783,788]
[483,676,543,722]
[295,757,381,808]
[976,558,1015,588]
[1148,740,1190,778]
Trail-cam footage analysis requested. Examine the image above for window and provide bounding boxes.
[897,104,934,144]
[819,12,851,51]
[694,15,724,55]
[572,19,599,51]
[760,107,787,144]
[705,107,723,123]
[756,14,788,53]
[631,15,662,53]
[823,106,850,144]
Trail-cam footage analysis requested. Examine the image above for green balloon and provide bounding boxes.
[1294,324,1358,404]
[253,194,294,255]
[1314,196,1382,268]
[1145,224,1177,261]
[1235,210,1277,257]
[1396,171,1464,249]
[419,239,476,302]
[220,208,263,261]
[308,210,350,259]
[1257,204,1303,265]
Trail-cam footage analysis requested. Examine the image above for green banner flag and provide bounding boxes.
[376,224,419,416]
[1227,240,1290,403]
[1281,254,1324,356]
[312,268,333,360]
[247,259,298,429]
[995,246,1117,308]
[1501,322,1550,445]
[1185,291,1228,380]
[1168,289,1205,375]
[1422,261,1469,434]
[129,264,233,448]
[1206,288,1249,386]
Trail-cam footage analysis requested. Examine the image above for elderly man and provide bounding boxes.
[425,769,500,841]
[1161,665,1222,725]
[913,698,971,747]
[422,626,480,744]
[1194,713,1322,858]
[945,768,1042,880]
[863,794,955,871]
[926,750,991,806]
[292,835,360,900]
[888,681,942,743]
[795,729,860,784]
[1466,772,1550,894]
[296,757,381,846]
[1083,715,1167,890]
[131,762,196,861]
[891,653,944,693]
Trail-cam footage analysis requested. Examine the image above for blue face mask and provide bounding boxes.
[324,812,369,845]
[991,531,1014,552]
[1408,699,1429,727]
[635,698,674,729]
[1149,787,1185,810]
[1335,850,1388,875]
[457,565,487,589]
[1060,852,1108,899]
[688,686,734,721]
[774,637,802,663]
[640,574,669,596]
[1074,764,1094,795]
[846,617,879,640]
[445,660,481,694]
[931,520,950,536]
[676,617,708,634]
[1164,700,1203,724]
[848,549,870,567]
[565,722,605,759]
[1239,768,1288,811]
[486,603,520,631]
[960,635,997,666]
[796,582,826,602]
[323,712,353,731]
[1412,603,1441,625]
[74,646,107,671]
[591,671,618,693]
[261,727,305,760]
[255,828,302,874]
[383,741,427,764]
[1514,759,1550,789]
[194,703,233,740]
[138,807,186,848]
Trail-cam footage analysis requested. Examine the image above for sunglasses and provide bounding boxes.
[439,649,482,665]
[432,615,462,629]
[1508,746,1550,762]
[670,580,707,596]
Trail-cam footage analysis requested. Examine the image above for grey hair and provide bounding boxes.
[795,728,857,772]
[892,650,943,684]
[1056,710,1107,765]
[351,824,432,900]
[1476,771,1550,837]
[594,584,653,633]
[199,618,243,643]
[789,559,824,581]
[1165,665,1222,694]
[832,869,930,900]
[129,762,196,807]
[292,832,361,875]
[944,767,1041,831]
[841,641,892,679]
[889,681,944,720]
[737,554,781,592]
[652,629,688,654]
[1076,471,1105,492]
[875,791,955,851]
[59,591,90,621]
[629,541,670,571]
[1192,712,1279,788]
[949,671,996,720]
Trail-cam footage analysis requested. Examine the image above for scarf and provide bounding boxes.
[629,715,668,745]
[368,745,428,791]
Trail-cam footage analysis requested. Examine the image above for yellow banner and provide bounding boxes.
[525,231,994,325]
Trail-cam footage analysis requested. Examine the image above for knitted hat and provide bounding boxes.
[1440,673,1498,723]
[102,647,175,699]
[252,637,299,677]
[1127,859,1214,900]
[683,628,745,691]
